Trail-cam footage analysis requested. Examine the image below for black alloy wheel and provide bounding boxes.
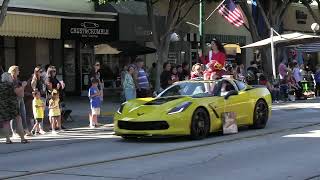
[252,99,269,129]
[190,108,210,140]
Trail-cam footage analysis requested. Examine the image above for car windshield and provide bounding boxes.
[158,81,218,98]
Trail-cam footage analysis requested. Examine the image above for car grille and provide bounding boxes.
[118,120,169,130]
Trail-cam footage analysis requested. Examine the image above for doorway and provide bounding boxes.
[80,48,94,96]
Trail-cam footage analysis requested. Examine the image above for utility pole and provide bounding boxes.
[199,0,205,53]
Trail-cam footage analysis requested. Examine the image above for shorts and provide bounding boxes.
[91,108,101,115]
[35,118,43,123]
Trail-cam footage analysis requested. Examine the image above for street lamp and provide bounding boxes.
[311,23,319,35]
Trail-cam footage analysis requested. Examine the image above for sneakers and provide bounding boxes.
[11,132,19,138]
[39,130,46,135]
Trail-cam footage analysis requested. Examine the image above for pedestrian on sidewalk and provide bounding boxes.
[30,90,45,135]
[88,79,101,128]
[123,65,136,101]
[48,89,62,134]
[0,81,29,144]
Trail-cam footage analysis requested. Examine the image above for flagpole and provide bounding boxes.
[205,0,226,21]
[270,28,276,80]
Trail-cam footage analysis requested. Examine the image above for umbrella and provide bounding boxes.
[94,44,121,55]
[241,32,320,49]
[94,41,156,56]
[295,42,320,52]
[241,30,320,79]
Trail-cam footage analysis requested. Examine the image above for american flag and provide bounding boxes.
[218,0,244,27]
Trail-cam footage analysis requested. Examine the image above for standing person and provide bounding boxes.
[314,65,320,96]
[88,79,101,128]
[46,66,64,101]
[90,62,104,101]
[177,65,184,81]
[134,58,150,98]
[7,66,31,136]
[48,89,61,134]
[24,66,45,134]
[246,61,259,85]
[160,62,172,90]
[149,63,157,89]
[292,61,303,99]
[181,62,190,80]
[123,65,136,101]
[278,58,288,80]
[30,90,45,135]
[171,66,180,83]
[0,81,29,144]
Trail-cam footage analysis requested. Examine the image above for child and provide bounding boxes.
[89,79,102,128]
[49,89,61,134]
[31,90,46,135]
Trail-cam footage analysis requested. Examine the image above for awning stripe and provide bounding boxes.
[0,14,60,39]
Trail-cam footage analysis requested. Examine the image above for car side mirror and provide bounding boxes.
[224,90,238,100]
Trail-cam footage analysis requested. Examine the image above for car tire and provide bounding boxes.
[190,108,210,140]
[252,99,269,129]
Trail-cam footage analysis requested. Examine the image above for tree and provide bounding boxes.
[0,0,9,26]
[93,0,216,91]
[238,0,296,76]
[300,0,320,28]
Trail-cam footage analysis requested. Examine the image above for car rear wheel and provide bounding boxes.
[190,108,210,140]
[252,99,269,129]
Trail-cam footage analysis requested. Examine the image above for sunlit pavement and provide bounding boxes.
[1,102,320,180]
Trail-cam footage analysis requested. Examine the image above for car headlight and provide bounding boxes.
[117,102,127,114]
[168,102,192,115]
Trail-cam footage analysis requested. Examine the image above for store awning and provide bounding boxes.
[294,42,320,52]
[241,32,320,49]
[94,41,156,56]
[224,44,241,54]
[0,13,60,39]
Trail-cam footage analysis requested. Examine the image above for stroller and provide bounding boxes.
[61,102,74,123]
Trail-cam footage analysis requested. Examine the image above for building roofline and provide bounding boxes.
[8,11,117,21]
[5,6,117,20]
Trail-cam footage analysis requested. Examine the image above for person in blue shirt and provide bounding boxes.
[88,78,101,128]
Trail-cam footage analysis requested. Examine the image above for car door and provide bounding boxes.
[221,80,249,125]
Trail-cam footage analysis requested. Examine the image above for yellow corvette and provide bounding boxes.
[114,78,272,140]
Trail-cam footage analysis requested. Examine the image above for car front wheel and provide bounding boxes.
[252,99,269,129]
[190,108,210,140]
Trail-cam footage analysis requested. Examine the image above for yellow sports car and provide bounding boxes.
[114,78,272,140]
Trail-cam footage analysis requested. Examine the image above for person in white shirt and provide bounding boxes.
[292,61,304,99]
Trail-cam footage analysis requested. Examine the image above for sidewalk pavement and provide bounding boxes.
[64,96,121,117]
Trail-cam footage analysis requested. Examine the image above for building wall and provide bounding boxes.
[283,3,320,33]
[16,38,36,80]
[36,39,50,66]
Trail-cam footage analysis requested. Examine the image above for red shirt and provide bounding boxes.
[200,51,226,66]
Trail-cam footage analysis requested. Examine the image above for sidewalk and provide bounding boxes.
[64,96,121,117]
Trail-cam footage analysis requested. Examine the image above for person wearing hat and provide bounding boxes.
[48,89,61,134]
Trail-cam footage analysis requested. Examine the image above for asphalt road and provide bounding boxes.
[1,102,320,180]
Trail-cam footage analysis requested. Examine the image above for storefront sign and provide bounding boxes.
[61,19,117,41]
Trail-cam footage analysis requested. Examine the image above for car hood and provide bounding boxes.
[121,96,192,119]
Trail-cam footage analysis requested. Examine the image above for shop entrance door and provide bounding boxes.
[80,49,94,96]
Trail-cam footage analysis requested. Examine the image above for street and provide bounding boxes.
[1,102,320,180]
